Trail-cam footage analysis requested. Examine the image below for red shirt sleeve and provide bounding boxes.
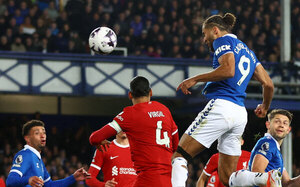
[89,124,117,146]
[112,109,133,132]
[90,109,132,146]
[86,150,105,187]
[203,153,219,176]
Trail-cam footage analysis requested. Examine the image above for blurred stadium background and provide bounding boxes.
[0,0,300,186]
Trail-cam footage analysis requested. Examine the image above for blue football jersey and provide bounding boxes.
[8,145,51,186]
[248,133,284,173]
[202,34,261,106]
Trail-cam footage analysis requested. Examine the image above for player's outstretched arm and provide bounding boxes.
[282,170,300,187]
[6,172,39,187]
[43,168,90,187]
[86,165,106,187]
[252,64,274,118]
[177,53,235,95]
[251,154,269,172]
[73,167,91,181]
[89,125,117,147]
[196,172,209,187]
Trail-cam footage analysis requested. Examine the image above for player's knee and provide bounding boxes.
[171,157,188,187]
[172,151,181,160]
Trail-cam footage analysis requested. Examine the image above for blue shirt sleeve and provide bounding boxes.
[213,37,233,59]
[9,152,32,177]
[6,172,30,187]
[42,161,51,182]
[7,151,33,186]
[42,161,76,186]
[254,139,276,161]
[44,175,76,187]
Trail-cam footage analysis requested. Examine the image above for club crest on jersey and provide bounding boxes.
[112,166,118,176]
[215,45,231,56]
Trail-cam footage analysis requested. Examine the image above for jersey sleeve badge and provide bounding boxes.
[13,155,23,167]
[258,142,269,156]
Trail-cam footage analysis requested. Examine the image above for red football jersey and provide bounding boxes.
[204,150,251,187]
[111,101,178,175]
[0,178,5,187]
[86,140,137,187]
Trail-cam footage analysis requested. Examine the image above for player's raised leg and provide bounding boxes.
[229,169,282,187]
[172,99,229,187]
[216,110,247,186]
[218,153,239,186]
[172,134,206,187]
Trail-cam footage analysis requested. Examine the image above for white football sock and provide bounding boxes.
[229,170,268,187]
[171,157,188,187]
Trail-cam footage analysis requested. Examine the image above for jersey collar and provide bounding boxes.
[113,139,129,148]
[222,33,237,38]
[264,133,280,150]
[24,145,41,159]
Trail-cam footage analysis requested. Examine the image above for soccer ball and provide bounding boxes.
[89,27,117,54]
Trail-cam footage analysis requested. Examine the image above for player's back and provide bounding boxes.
[115,101,177,174]
[203,34,260,106]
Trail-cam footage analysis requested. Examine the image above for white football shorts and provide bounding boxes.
[185,98,247,156]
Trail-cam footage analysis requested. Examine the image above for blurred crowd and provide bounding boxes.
[1,113,300,186]
[0,0,300,62]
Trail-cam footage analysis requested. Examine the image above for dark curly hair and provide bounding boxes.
[22,120,45,137]
[203,13,236,32]
[130,76,151,98]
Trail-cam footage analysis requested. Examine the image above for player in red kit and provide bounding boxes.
[86,132,137,187]
[197,138,250,187]
[89,76,179,187]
